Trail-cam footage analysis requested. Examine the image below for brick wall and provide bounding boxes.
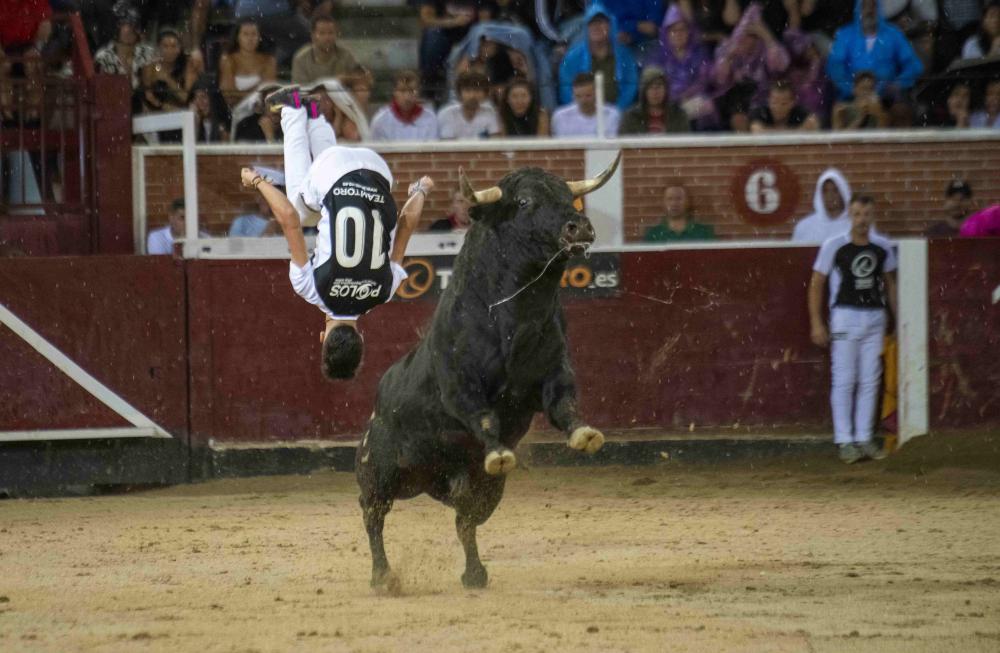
[141,136,1000,240]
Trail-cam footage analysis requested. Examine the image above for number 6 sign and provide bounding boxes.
[730,158,800,227]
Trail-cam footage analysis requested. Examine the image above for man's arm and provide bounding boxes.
[241,167,308,267]
[390,176,434,264]
[808,270,829,347]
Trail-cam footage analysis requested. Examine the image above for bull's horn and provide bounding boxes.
[566,152,623,197]
[459,167,502,205]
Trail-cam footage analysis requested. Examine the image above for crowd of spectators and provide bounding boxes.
[3,0,999,144]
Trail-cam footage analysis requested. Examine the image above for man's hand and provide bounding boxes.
[408,175,435,197]
[241,167,261,189]
[810,323,830,347]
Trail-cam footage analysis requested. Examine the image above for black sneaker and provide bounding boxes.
[264,85,302,113]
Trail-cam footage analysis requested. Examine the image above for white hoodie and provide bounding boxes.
[791,168,852,244]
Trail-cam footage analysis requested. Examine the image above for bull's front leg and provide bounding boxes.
[440,381,516,476]
[543,361,605,455]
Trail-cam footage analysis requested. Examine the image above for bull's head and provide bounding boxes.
[458,153,621,257]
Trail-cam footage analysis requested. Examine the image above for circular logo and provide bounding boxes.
[851,252,876,278]
[396,258,435,299]
[730,159,801,227]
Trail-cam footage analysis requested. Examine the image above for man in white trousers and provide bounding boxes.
[808,194,898,464]
[241,86,433,380]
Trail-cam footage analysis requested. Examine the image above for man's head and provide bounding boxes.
[450,190,472,226]
[321,323,363,380]
[191,86,211,116]
[168,198,185,235]
[767,80,796,125]
[849,193,875,238]
[311,15,338,54]
[393,70,420,112]
[572,72,597,115]
[587,13,611,49]
[861,0,879,34]
[853,70,877,100]
[821,179,846,216]
[944,179,973,220]
[663,184,689,221]
[456,71,489,112]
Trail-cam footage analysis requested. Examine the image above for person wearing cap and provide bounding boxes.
[558,2,639,111]
[926,180,974,237]
[241,85,434,380]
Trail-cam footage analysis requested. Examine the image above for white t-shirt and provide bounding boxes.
[437,102,499,140]
[551,103,620,138]
[370,105,439,141]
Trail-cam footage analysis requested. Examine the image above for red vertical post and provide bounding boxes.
[90,74,134,254]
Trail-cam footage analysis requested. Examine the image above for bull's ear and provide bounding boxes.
[566,152,622,197]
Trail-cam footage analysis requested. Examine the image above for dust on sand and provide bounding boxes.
[1,432,998,652]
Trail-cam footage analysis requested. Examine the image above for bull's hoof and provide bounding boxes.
[568,426,605,454]
[461,565,489,589]
[372,569,402,596]
[484,448,516,475]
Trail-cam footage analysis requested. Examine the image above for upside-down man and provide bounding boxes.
[241,85,433,379]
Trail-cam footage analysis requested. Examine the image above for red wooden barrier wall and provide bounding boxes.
[1,243,997,448]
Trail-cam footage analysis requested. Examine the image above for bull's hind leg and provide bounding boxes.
[453,473,506,588]
[356,418,399,588]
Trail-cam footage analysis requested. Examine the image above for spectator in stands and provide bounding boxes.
[428,190,472,232]
[940,82,972,127]
[959,203,1000,237]
[230,186,278,237]
[644,6,715,127]
[826,0,923,121]
[371,70,439,141]
[676,0,742,45]
[881,0,938,31]
[938,0,988,68]
[643,183,716,241]
[190,83,228,142]
[601,0,665,57]
[499,77,550,136]
[971,78,1000,128]
[233,0,311,69]
[218,18,277,109]
[343,66,376,121]
[800,1,855,54]
[416,0,477,104]
[233,83,283,142]
[783,28,832,122]
[791,168,852,243]
[558,3,639,111]
[141,29,203,117]
[310,78,370,142]
[552,72,620,137]
[147,198,185,255]
[94,8,156,109]
[749,79,820,132]
[437,70,500,139]
[831,70,889,129]
[925,179,974,237]
[712,4,790,132]
[618,67,691,135]
[959,1,1000,60]
[0,0,51,122]
[291,16,359,87]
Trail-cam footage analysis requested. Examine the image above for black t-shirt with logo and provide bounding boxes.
[813,232,898,310]
[313,169,398,317]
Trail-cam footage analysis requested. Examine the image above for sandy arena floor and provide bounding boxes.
[1,436,999,653]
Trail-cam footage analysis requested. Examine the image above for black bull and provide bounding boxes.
[356,156,621,589]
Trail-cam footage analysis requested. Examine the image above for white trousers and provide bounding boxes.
[280,106,336,221]
[829,307,887,445]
